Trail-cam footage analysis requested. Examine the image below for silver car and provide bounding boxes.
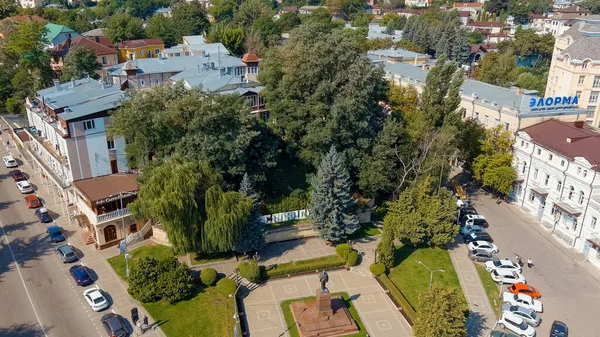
[501,302,541,327]
[56,244,78,263]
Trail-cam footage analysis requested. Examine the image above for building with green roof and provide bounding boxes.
[44,23,80,48]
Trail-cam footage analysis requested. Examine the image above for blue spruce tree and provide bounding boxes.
[234,173,266,253]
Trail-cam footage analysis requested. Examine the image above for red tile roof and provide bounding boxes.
[468,21,503,27]
[521,120,600,170]
[0,15,45,24]
[458,11,471,17]
[116,38,164,49]
[490,32,510,37]
[241,53,260,62]
[453,2,482,8]
[53,36,117,57]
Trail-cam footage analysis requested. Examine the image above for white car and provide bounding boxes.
[502,292,543,313]
[498,311,536,337]
[485,259,522,273]
[16,180,34,194]
[491,269,526,284]
[83,288,109,312]
[468,241,499,254]
[3,155,17,168]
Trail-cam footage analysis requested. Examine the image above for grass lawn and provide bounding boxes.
[190,251,234,265]
[143,285,236,337]
[387,246,466,311]
[475,263,502,317]
[280,292,368,337]
[347,223,381,240]
[107,243,174,280]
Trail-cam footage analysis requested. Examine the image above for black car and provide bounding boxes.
[468,249,495,262]
[463,232,493,243]
[490,331,519,337]
[101,313,127,337]
[458,207,478,225]
[35,208,53,223]
[550,320,568,337]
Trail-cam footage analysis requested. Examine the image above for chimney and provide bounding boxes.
[95,36,100,43]
[54,80,62,92]
[574,120,585,128]
[71,78,76,87]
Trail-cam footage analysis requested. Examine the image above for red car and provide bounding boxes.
[24,195,41,208]
[508,283,541,299]
[10,169,26,182]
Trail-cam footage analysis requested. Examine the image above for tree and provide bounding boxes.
[472,125,516,195]
[476,51,516,87]
[60,46,102,82]
[514,71,546,94]
[0,0,17,20]
[234,173,267,253]
[209,0,238,22]
[582,0,600,14]
[128,256,161,302]
[124,0,166,19]
[396,40,425,54]
[466,31,484,44]
[343,0,366,19]
[128,156,222,253]
[384,176,458,247]
[235,0,274,27]
[455,119,486,170]
[413,286,467,337]
[485,0,507,15]
[278,12,301,32]
[146,14,179,48]
[172,2,210,37]
[351,12,372,27]
[377,227,395,268]
[128,256,194,304]
[310,146,360,242]
[258,24,387,177]
[202,185,253,253]
[508,0,531,24]
[105,13,145,43]
[243,29,265,56]
[208,22,245,56]
[251,15,282,46]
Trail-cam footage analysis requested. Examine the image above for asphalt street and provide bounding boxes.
[0,141,104,336]
[471,191,600,337]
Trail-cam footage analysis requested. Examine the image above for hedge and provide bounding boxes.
[238,260,261,283]
[263,254,345,279]
[216,278,237,296]
[263,194,310,214]
[335,243,351,261]
[369,262,385,276]
[200,267,218,286]
[379,274,417,323]
[347,250,359,266]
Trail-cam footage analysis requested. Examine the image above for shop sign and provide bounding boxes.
[529,95,579,109]
[95,191,137,206]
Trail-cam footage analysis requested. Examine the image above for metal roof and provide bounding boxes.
[109,54,243,76]
[60,91,126,121]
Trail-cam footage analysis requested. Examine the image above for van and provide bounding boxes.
[464,214,488,228]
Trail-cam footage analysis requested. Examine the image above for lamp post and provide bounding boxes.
[416,260,445,289]
[119,191,130,278]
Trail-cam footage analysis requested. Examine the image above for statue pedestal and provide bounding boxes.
[315,289,333,317]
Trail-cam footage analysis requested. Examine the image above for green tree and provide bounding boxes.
[208,22,245,55]
[202,185,253,253]
[60,45,102,82]
[485,0,507,15]
[582,0,600,14]
[413,286,467,337]
[466,31,484,44]
[124,0,163,19]
[395,40,425,54]
[455,119,486,170]
[128,256,162,302]
[243,29,265,56]
[472,125,516,195]
[128,156,222,253]
[200,267,218,286]
[251,15,282,45]
[105,13,145,43]
[235,0,274,27]
[234,173,267,254]
[278,11,301,32]
[377,227,395,268]
[146,14,179,48]
[476,51,516,87]
[156,257,194,304]
[172,2,210,37]
[0,0,17,19]
[508,0,531,24]
[384,176,458,247]
[209,0,238,22]
[514,71,546,94]
[310,146,360,242]
[351,12,372,27]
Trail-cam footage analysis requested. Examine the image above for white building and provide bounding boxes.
[513,119,600,268]
[18,0,43,7]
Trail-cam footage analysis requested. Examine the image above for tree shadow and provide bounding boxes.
[466,311,490,337]
[0,322,54,337]
[393,245,416,266]
[0,220,36,238]
[258,239,304,263]
[0,200,16,212]
[0,233,54,282]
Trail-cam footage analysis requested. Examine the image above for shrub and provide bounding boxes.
[216,278,237,296]
[347,250,359,267]
[335,243,350,261]
[200,267,218,286]
[263,192,310,214]
[238,260,261,283]
[369,262,386,276]
[265,255,345,278]
[128,256,194,304]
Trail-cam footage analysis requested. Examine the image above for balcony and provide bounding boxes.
[24,129,71,189]
[97,208,131,223]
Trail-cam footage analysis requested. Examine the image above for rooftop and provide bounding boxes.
[560,16,600,61]
[109,54,244,76]
[116,38,164,49]
[72,173,139,204]
[162,41,230,57]
[368,48,430,61]
[44,23,76,43]
[81,28,106,37]
[453,2,482,8]
[183,35,208,45]
[468,21,503,28]
[52,36,116,57]
[520,120,600,170]
[37,79,120,110]
[60,91,125,121]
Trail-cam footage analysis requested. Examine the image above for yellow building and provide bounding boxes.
[115,38,165,63]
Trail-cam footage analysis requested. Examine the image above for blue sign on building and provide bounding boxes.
[529,96,579,109]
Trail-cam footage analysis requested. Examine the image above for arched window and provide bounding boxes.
[568,186,575,200]
[104,225,117,242]
[583,61,590,69]
[579,191,585,205]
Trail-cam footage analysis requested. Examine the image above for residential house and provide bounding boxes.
[299,6,327,14]
[468,43,495,64]
[554,4,590,15]
[44,23,80,49]
[0,15,45,38]
[452,2,482,16]
[488,32,512,43]
[280,6,298,13]
[546,15,600,127]
[368,47,431,65]
[458,11,470,26]
[466,21,504,34]
[546,13,583,37]
[115,38,165,63]
[405,0,432,7]
[161,35,229,58]
[51,36,118,77]
[81,28,106,38]
[19,0,43,8]
[512,119,600,269]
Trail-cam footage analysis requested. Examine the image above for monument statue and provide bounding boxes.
[319,270,329,292]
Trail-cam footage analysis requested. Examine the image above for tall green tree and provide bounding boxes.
[128,256,194,304]
[146,14,179,48]
[278,12,301,32]
[476,51,516,87]
[234,173,267,253]
[60,46,102,82]
[172,2,210,37]
[413,286,467,337]
[105,13,145,43]
[0,0,17,19]
[472,125,516,195]
[209,0,238,22]
[234,0,274,27]
[384,176,458,247]
[485,0,508,15]
[251,15,282,46]
[208,22,245,56]
[310,146,360,243]
[377,226,395,268]
[582,0,600,14]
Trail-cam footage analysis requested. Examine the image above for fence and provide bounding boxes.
[261,209,310,224]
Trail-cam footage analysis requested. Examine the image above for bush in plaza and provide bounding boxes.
[369,262,386,276]
[200,267,218,286]
[216,278,237,296]
[264,255,345,278]
[128,256,194,304]
[335,243,350,261]
[238,260,261,283]
[347,250,359,267]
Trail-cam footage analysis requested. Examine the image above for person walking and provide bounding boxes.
[527,258,533,268]
[143,315,149,330]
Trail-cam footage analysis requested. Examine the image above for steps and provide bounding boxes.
[81,231,95,245]
[228,272,260,292]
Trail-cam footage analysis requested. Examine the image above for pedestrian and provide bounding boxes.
[527,258,533,268]
[137,320,144,335]
[516,255,521,263]
[143,315,149,330]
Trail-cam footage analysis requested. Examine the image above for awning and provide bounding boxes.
[72,173,139,207]
[587,236,600,249]
[553,201,582,217]
[530,187,548,196]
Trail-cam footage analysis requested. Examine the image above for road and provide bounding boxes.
[0,140,104,336]
[472,191,600,337]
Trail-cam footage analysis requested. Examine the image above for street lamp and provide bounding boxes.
[120,191,130,278]
[416,260,445,289]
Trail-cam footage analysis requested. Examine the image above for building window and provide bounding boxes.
[484,115,489,125]
[520,140,524,147]
[568,186,575,199]
[573,218,578,231]
[529,191,535,202]
[537,148,541,155]
[235,67,243,77]
[579,191,585,205]
[594,76,600,88]
[556,180,562,192]
[545,174,550,186]
[577,167,582,174]
[561,159,565,167]
[155,48,160,55]
[588,109,596,118]
[475,112,479,120]
[534,168,538,179]
[522,161,527,174]
[592,217,598,229]
[576,91,582,100]
[590,91,599,104]
[246,95,257,107]
[583,61,590,69]
[248,66,258,74]
[259,95,266,106]
[102,56,107,64]
[83,120,95,130]
[584,170,588,177]
[579,75,586,85]
[107,139,115,150]
[548,154,553,161]
[505,122,510,131]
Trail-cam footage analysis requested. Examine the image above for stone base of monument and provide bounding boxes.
[289,289,359,337]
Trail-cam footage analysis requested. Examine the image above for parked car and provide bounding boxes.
[69,265,93,286]
[36,208,53,223]
[9,169,26,181]
[16,180,34,194]
[56,244,78,263]
[84,288,109,312]
[3,155,18,168]
[549,320,568,337]
[485,259,522,273]
[491,269,526,284]
[464,214,489,228]
[460,224,487,237]
[468,241,499,254]
[24,195,41,208]
[498,312,536,337]
[468,249,495,262]
[502,292,543,313]
[457,207,478,224]
[509,283,541,299]
[46,224,66,243]
[101,313,127,337]
[463,232,493,243]
[490,331,520,337]
[501,303,541,327]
